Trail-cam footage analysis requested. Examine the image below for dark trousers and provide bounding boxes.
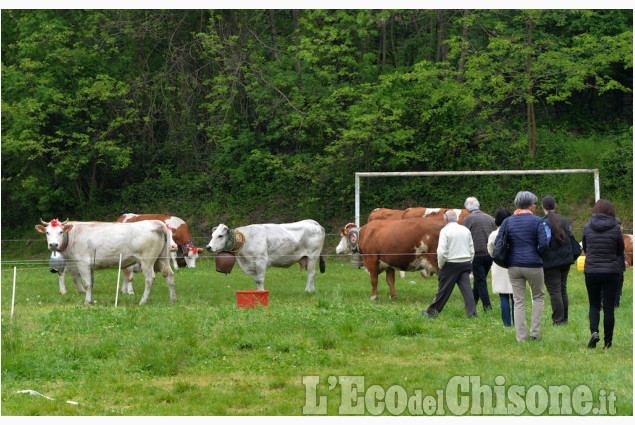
[615,275,624,307]
[499,293,514,327]
[427,261,476,317]
[585,273,619,344]
[544,266,570,325]
[472,255,493,310]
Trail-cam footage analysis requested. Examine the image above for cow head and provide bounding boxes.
[181,242,199,267]
[206,224,230,253]
[336,223,358,255]
[35,218,72,251]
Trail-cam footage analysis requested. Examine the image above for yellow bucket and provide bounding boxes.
[577,256,586,272]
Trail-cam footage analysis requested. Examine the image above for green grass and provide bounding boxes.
[1,255,632,415]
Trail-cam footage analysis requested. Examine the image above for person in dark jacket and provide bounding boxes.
[541,195,576,325]
[464,196,497,312]
[495,191,548,342]
[582,199,625,349]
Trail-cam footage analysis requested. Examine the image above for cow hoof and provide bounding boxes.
[370,295,378,301]
[139,299,148,305]
[60,291,67,296]
[390,295,398,300]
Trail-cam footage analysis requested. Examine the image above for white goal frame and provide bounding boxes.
[354,169,600,227]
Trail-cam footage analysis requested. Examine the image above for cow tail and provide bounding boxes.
[319,255,326,273]
[162,224,172,265]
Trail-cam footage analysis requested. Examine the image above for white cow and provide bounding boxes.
[36,219,176,305]
[205,220,326,292]
[117,213,199,270]
[49,221,178,297]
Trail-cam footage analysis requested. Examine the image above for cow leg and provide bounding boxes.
[386,268,397,299]
[122,268,134,295]
[304,255,318,293]
[76,265,93,305]
[253,260,267,291]
[399,271,406,279]
[58,269,68,295]
[139,265,156,305]
[160,260,176,303]
[369,267,380,301]
[170,252,179,270]
[70,270,86,293]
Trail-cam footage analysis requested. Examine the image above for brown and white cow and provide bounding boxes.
[368,207,469,223]
[624,234,633,267]
[336,218,443,300]
[367,207,468,279]
[367,208,406,222]
[402,207,470,223]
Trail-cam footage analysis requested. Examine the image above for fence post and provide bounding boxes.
[115,253,122,307]
[11,267,17,320]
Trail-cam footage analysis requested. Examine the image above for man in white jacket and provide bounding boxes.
[422,209,477,318]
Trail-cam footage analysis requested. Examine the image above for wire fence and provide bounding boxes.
[3,228,632,271]
[5,226,631,244]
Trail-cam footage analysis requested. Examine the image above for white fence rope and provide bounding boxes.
[11,267,17,319]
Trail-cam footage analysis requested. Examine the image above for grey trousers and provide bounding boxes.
[427,261,477,317]
[508,267,545,342]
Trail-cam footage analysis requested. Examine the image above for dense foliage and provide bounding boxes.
[2,10,632,235]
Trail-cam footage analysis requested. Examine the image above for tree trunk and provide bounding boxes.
[293,9,302,90]
[381,13,387,67]
[436,10,447,65]
[269,9,278,61]
[457,10,470,83]
[390,16,397,68]
[527,17,537,156]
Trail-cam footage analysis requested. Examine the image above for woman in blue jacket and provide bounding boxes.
[582,199,625,349]
[496,191,548,342]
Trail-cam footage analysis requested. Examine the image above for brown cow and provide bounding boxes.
[336,218,443,300]
[402,207,470,223]
[624,234,633,267]
[367,208,406,222]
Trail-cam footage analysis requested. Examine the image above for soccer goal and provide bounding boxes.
[354,169,600,226]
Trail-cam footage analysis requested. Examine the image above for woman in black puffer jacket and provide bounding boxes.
[541,195,577,326]
[582,199,625,349]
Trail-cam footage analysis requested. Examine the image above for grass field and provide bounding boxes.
[1,253,632,415]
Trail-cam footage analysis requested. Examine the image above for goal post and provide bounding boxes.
[354,169,600,227]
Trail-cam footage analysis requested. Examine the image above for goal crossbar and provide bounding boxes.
[354,169,600,226]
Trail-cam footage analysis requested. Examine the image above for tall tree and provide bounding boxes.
[526,14,537,156]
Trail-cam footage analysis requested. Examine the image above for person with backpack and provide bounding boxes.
[541,195,578,326]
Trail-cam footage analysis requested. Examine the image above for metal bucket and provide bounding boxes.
[350,253,363,268]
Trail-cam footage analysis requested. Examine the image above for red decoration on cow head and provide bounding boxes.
[192,248,198,254]
[166,223,173,230]
[50,218,61,227]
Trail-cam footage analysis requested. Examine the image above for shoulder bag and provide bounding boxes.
[492,219,510,268]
